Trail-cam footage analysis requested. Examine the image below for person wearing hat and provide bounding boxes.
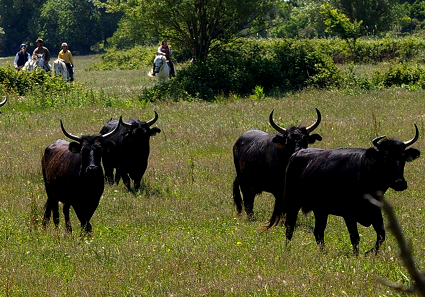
[32,38,51,70]
[57,42,74,81]
[14,43,31,69]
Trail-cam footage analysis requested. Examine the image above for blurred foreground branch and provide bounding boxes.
[366,193,425,296]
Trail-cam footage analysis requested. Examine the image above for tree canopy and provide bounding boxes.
[100,0,277,62]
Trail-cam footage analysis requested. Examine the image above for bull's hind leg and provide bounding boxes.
[120,172,132,191]
[343,217,360,255]
[62,203,72,233]
[42,199,52,228]
[103,164,115,185]
[240,185,255,220]
[232,177,243,214]
[42,196,59,229]
[313,211,328,250]
[284,209,300,243]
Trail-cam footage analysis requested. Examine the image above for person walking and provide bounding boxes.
[32,38,51,70]
[14,43,30,69]
[58,42,74,81]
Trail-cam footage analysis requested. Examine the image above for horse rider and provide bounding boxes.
[58,42,74,81]
[152,39,175,77]
[14,43,30,69]
[33,38,51,71]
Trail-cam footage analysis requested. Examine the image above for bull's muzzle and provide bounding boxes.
[391,179,407,191]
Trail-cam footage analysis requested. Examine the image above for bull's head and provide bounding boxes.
[60,117,122,174]
[269,107,322,151]
[366,124,420,191]
[120,111,161,145]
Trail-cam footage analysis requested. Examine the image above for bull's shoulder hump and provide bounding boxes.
[44,139,70,154]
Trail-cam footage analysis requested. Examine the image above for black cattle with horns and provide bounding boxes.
[264,124,420,255]
[42,117,122,234]
[99,112,161,191]
[233,108,322,219]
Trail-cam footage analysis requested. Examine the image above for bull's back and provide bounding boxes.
[285,147,373,213]
[42,139,80,190]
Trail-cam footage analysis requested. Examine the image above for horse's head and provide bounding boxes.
[153,55,166,74]
[32,54,45,69]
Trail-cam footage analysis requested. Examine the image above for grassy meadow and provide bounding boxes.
[0,55,425,296]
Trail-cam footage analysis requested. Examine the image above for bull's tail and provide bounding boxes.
[262,164,293,232]
[233,177,243,214]
[262,192,285,231]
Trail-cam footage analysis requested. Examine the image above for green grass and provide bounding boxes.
[0,55,424,295]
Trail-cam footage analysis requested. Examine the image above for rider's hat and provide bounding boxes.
[61,42,68,47]
[36,38,43,43]
[20,43,26,49]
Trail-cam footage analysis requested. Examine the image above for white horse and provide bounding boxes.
[152,55,170,83]
[22,54,50,72]
[53,59,70,81]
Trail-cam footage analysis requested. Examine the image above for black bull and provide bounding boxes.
[265,125,420,255]
[232,108,322,218]
[100,112,161,191]
[42,118,122,233]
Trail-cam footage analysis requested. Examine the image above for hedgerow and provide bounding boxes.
[140,39,340,101]
[0,66,75,96]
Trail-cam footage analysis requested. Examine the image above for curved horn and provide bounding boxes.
[269,110,287,134]
[102,116,123,139]
[404,123,419,147]
[0,94,8,107]
[306,108,321,133]
[120,117,133,130]
[60,120,81,142]
[146,111,159,127]
[372,135,386,147]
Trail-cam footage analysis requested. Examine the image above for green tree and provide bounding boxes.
[29,0,120,55]
[331,0,398,34]
[30,0,101,54]
[0,0,44,55]
[100,0,277,62]
[268,0,327,38]
[321,4,362,58]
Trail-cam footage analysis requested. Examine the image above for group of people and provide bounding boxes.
[14,38,176,81]
[14,38,74,81]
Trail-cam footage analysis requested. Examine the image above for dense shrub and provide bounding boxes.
[140,39,340,101]
[373,62,425,88]
[0,66,75,96]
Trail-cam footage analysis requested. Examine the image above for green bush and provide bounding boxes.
[0,66,75,96]
[373,61,425,87]
[140,39,340,101]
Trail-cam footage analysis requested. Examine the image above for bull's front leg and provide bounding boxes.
[366,211,385,255]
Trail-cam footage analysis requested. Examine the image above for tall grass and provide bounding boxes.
[0,55,424,295]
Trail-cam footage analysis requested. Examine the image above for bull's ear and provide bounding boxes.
[308,133,322,144]
[150,127,161,136]
[272,135,285,148]
[103,140,116,153]
[68,142,81,153]
[365,147,381,162]
[404,148,420,162]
